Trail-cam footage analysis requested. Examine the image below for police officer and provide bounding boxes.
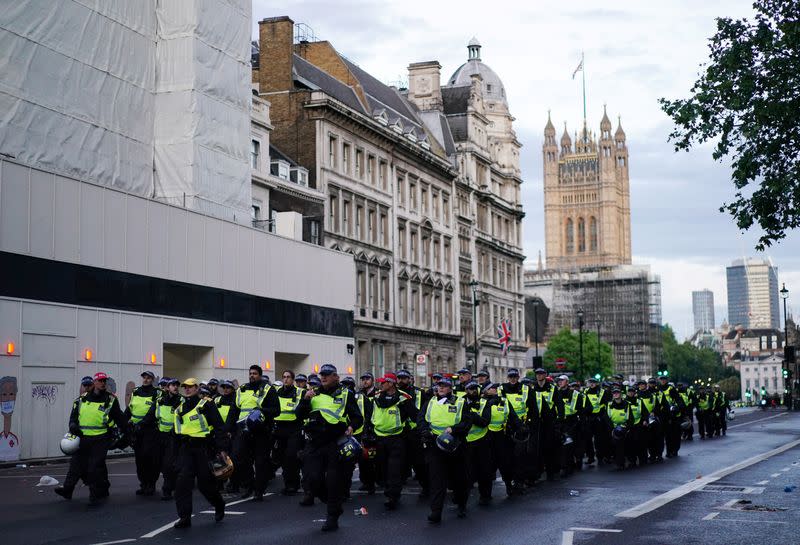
[295,364,363,532]
[498,367,534,492]
[418,377,472,523]
[351,376,376,495]
[272,370,306,495]
[625,385,649,467]
[295,373,308,390]
[397,369,428,497]
[604,388,633,470]
[463,381,492,505]
[454,368,473,397]
[555,375,585,476]
[476,370,491,387]
[126,370,161,496]
[713,384,729,436]
[156,378,181,500]
[55,372,128,505]
[642,378,663,462]
[371,373,414,510]
[234,365,279,501]
[657,376,685,458]
[696,386,714,439]
[482,382,520,497]
[532,367,561,481]
[678,382,696,440]
[172,378,226,529]
[359,372,377,398]
[207,378,220,400]
[214,380,239,490]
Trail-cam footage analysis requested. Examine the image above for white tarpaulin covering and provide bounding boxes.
[0,0,252,222]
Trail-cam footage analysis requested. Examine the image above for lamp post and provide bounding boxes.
[533,299,540,369]
[780,283,790,409]
[577,309,585,380]
[470,279,480,374]
[595,319,601,375]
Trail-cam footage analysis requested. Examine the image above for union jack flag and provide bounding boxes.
[497,318,511,356]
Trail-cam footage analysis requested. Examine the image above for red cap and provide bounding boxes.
[377,373,397,384]
[93,372,108,381]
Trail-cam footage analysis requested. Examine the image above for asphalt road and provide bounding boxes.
[1,407,797,545]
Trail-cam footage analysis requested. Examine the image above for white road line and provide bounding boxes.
[709,518,787,525]
[780,467,790,471]
[89,540,137,545]
[727,413,787,429]
[568,528,623,533]
[141,517,190,538]
[770,473,781,477]
[756,480,769,485]
[701,512,719,520]
[615,437,800,518]
[200,510,245,515]
[561,531,574,545]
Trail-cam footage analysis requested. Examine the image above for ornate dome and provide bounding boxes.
[447,38,508,106]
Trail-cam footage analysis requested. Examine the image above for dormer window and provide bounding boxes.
[486,84,492,93]
[270,160,290,180]
[391,119,403,134]
[289,166,309,186]
[374,110,389,125]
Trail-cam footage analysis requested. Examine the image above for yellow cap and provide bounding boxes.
[181,377,199,387]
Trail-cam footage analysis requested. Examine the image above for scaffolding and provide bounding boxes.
[525,264,663,379]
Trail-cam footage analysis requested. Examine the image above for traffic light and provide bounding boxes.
[656,363,668,377]
[745,389,752,399]
[783,368,789,379]
[594,373,602,380]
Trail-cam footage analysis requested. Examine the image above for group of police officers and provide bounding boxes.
[54,363,732,531]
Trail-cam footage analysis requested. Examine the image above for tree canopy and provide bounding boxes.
[542,327,614,380]
[659,0,800,249]
[662,325,736,387]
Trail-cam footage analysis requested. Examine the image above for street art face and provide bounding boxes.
[0,377,16,415]
[0,376,19,461]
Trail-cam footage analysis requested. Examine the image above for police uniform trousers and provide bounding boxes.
[610,431,626,469]
[715,407,727,435]
[560,417,580,474]
[647,418,665,461]
[233,428,271,494]
[63,434,111,498]
[628,425,648,466]
[682,412,694,440]
[159,431,178,495]
[426,443,468,514]
[465,437,493,499]
[304,441,351,517]
[664,417,682,456]
[133,426,160,490]
[535,421,560,480]
[487,430,514,490]
[355,435,377,491]
[585,415,608,463]
[271,424,304,491]
[174,437,224,519]
[404,428,429,493]
[697,409,714,438]
[513,422,537,485]
[376,434,406,501]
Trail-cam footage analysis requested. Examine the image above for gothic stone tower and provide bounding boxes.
[543,107,631,270]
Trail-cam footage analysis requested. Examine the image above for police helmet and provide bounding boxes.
[562,434,574,446]
[612,425,628,441]
[680,419,691,430]
[59,433,80,455]
[337,435,362,462]
[511,426,530,444]
[246,409,265,432]
[435,432,461,453]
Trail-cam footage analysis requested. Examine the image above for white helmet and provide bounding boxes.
[59,433,80,455]
[727,411,735,421]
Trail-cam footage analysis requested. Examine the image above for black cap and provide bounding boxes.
[627,385,637,392]
[587,377,598,383]
[308,376,322,387]
[477,370,490,378]
[141,370,155,379]
[295,374,308,381]
[569,381,579,387]
[219,380,233,388]
[521,377,532,385]
[199,387,211,395]
[396,369,412,378]
[81,376,94,386]
[465,381,479,390]
[341,377,355,387]
[658,374,669,380]
[507,368,520,377]
[360,372,374,380]
[611,388,622,394]
[483,382,499,392]
[208,378,219,386]
[647,378,656,384]
[534,367,546,374]
[431,373,443,380]
[437,378,453,387]
[319,364,337,376]
[168,378,180,385]
[457,368,471,375]
[636,379,646,385]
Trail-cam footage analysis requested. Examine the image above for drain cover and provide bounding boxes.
[702,485,747,492]
[732,500,787,512]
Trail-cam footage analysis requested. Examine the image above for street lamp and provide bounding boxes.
[577,309,585,380]
[780,283,791,410]
[470,279,480,374]
[533,299,540,369]
[595,319,601,374]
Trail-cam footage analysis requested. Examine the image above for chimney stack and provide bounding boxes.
[257,16,294,94]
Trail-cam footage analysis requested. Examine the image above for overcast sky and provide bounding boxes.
[253,0,800,340]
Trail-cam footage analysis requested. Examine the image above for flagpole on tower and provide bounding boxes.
[581,51,586,123]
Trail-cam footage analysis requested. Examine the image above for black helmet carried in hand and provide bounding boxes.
[337,435,362,462]
[612,425,628,441]
[510,426,530,444]
[680,418,691,430]
[435,432,461,453]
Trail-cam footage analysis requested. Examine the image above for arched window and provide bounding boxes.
[577,218,586,252]
[565,219,574,254]
[590,217,598,251]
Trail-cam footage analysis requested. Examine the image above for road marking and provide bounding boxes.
[615,437,800,518]
[141,517,190,538]
[709,518,787,525]
[756,480,769,485]
[780,467,790,471]
[702,512,719,520]
[770,473,781,478]
[200,510,245,515]
[90,540,137,545]
[568,528,622,533]
[560,531,574,545]
[727,413,787,429]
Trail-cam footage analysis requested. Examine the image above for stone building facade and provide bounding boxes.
[405,39,527,374]
[543,111,631,270]
[254,17,461,380]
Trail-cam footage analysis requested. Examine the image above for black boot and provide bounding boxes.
[427,511,442,524]
[173,517,191,529]
[54,487,73,500]
[299,493,314,507]
[321,515,339,532]
[384,498,398,510]
[215,504,225,522]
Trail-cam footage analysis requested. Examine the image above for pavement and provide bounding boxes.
[1,407,798,545]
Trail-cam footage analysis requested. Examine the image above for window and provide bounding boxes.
[492,257,498,285]
[251,203,260,221]
[442,195,450,226]
[250,140,260,169]
[434,294,441,329]
[590,216,598,251]
[411,289,418,324]
[329,135,337,167]
[371,342,385,377]
[444,240,451,272]
[380,213,388,247]
[565,218,574,254]
[410,231,418,263]
[342,143,351,174]
[329,195,338,232]
[355,149,363,179]
[578,217,586,252]
[367,155,376,184]
[745,379,750,390]
[506,261,512,289]
[399,286,407,323]
[397,173,405,206]
[422,235,430,267]
[409,182,417,210]
[369,273,378,309]
[445,296,452,330]
[357,270,366,307]
[433,238,440,270]
[309,220,320,245]
[356,205,364,240]
[432,190,440,219]
[398,225,406,259]
[379,160,387,189]
[421,186,428,214]
[343,200,350,235]
[368,209,376,244]
[381,276,389,313]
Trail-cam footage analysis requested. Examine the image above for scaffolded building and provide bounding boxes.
[524,264,663,379]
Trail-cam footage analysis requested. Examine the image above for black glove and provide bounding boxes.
[69,422,82,437]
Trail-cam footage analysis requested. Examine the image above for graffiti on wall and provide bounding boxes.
[0,376,19,462]
[31,384,59,405]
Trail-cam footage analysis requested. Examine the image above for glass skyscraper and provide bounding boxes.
[726,258,780,329]
[692,289,715,332]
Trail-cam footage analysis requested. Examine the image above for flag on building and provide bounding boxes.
[497,318,511,356]
[572,57,584,80]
